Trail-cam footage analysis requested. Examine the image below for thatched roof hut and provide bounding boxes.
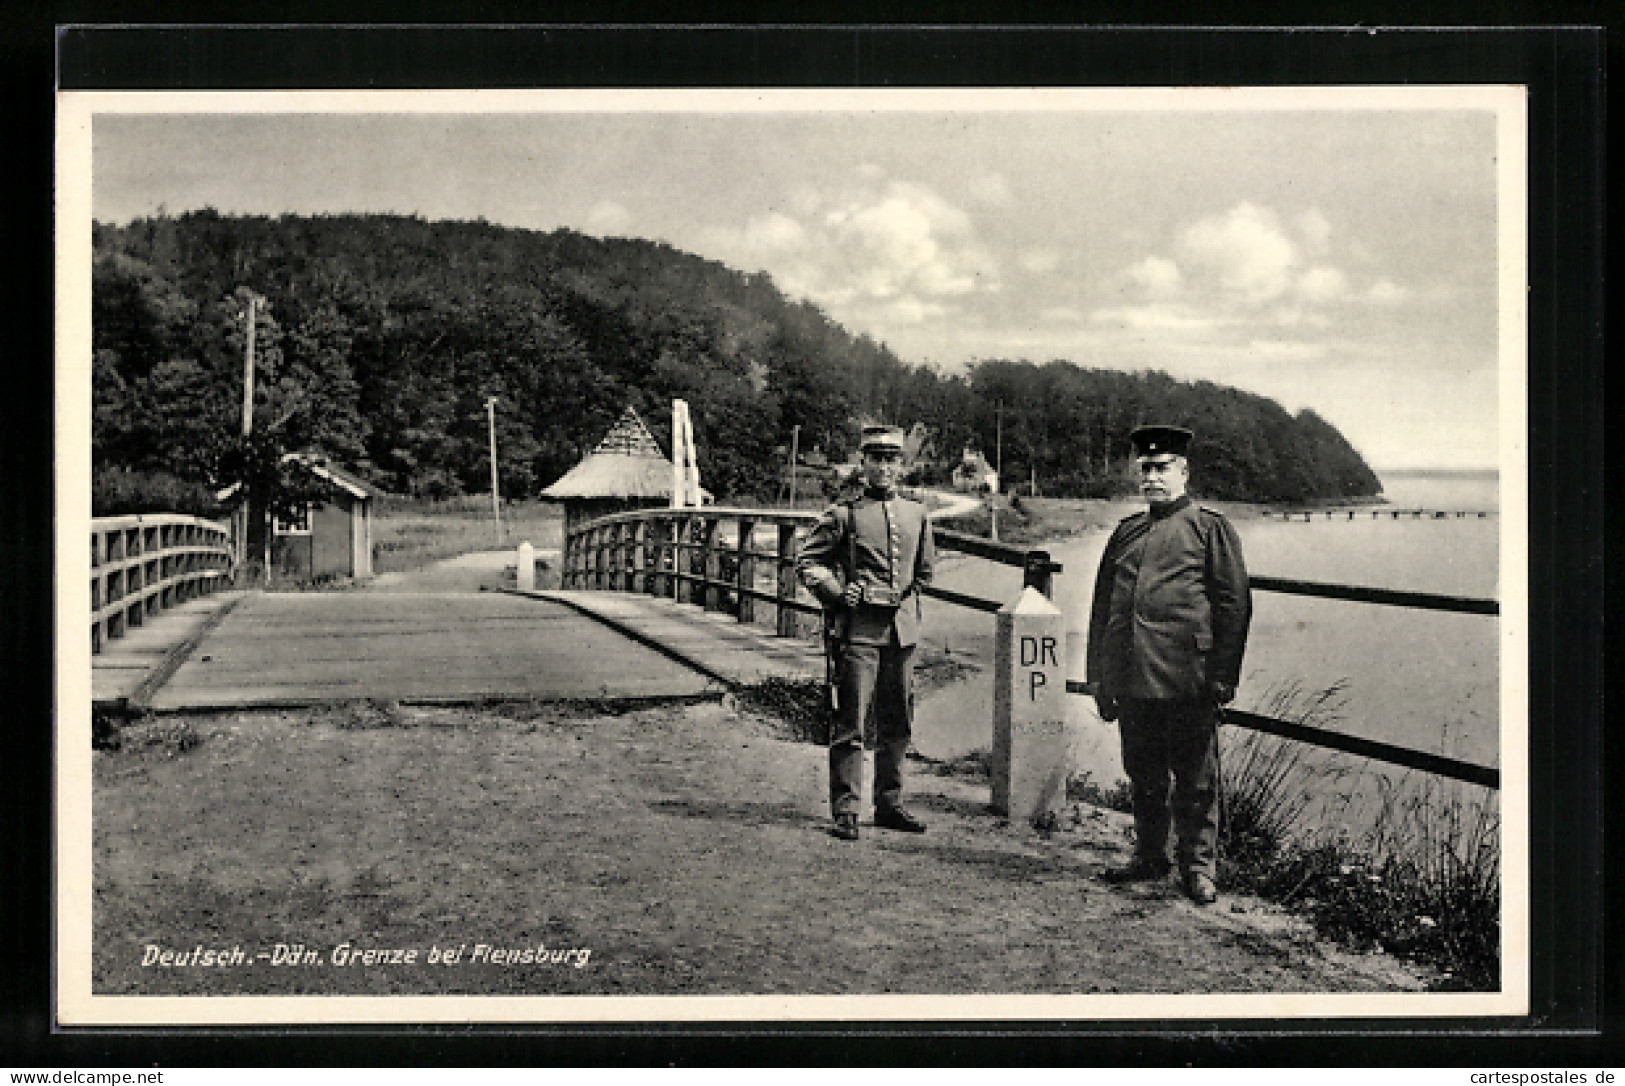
[541,406,710,533]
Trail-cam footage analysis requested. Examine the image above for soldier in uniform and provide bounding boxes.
[797,425,937,841]
[1086,424,1252,905]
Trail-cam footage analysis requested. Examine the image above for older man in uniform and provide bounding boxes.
[1086,424,1252,905]
[797,425,937,841]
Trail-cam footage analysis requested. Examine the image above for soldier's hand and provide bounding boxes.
[1208,681,1237,706]
[842,582,863,608]
[1095,694,1119,722]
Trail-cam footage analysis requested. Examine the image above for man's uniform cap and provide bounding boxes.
[860,425,907,454]
[1131,424,1193,458]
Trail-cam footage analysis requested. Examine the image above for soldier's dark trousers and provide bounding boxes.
[1118,697,1221,878]
[830,639,914,818]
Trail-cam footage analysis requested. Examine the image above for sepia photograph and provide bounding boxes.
[56,84,1528,1026]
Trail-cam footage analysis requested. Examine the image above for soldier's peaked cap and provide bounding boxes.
[860,425,907,453]
[1131,424,1193,458]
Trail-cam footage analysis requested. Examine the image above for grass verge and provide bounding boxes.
[372,497,564,574]
[1216,683,1501,991]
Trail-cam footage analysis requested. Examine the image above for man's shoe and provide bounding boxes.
[874,806,927,833]
[831,814,860,841]
[1184,871,1218,905]
[1098,857,1172,884]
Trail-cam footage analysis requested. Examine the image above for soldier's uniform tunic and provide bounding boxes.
[1086,494,1251,878]
[797,489,936,818]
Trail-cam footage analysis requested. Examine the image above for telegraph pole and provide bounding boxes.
[241,296,257,437]
[787,424,800,509]
[485,396,503,546]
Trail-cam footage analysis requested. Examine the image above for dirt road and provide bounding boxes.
[94,697,1430,1001]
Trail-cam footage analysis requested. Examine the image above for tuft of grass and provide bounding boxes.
[116,713,203,757]
[330,700,414,731]
[734,677,830,745]
[916,746,993,780]
[1216,681,1501,991]
[1067,771,1133,813]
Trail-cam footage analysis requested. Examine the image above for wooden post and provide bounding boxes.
[675,516,693,605]
[701,517,721,611]
[776,521,799,637]
[737,517,756,623]
[1022,549,1054,599]
[632,521,647,593]
[992,586,1072,822]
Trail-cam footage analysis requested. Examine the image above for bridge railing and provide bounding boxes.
[562,505,1499,790]
[91,514,234,654]
[560,506,1061,637]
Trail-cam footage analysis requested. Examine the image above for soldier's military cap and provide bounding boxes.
[1131,424,1193,458]
[860,425,907,454]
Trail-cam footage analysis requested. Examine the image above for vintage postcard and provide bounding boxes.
[57,84,1529,1025]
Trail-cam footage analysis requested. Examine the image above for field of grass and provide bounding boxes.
[372,497,565,574]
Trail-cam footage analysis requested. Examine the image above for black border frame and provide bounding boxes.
[5,16,1610,1067]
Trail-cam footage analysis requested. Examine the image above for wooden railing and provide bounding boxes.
[561,504,1499,790]
[91,514,234,654]
[560,507,1062,635]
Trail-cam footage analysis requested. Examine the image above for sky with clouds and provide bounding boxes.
[88,93,1515,469]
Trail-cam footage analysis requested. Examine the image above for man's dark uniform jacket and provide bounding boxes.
[1086,495,1251,702]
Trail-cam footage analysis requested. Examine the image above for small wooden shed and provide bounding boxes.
[541,406,710,535]
[269,452,382,580]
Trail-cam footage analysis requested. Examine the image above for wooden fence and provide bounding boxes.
[91,514,234,654]
[561,505,1499,789]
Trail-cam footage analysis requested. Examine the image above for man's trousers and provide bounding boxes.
[1117,697,1221,878]
[830,639,914,818]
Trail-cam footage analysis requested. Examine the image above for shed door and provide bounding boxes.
[311,500,351,577]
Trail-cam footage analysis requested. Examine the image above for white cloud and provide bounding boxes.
[1248,338,1330,361]
[585,200,632,236]
[1020,249,1061,275]
[969,172,1014,206]
[695,174,998,326]
[1089,303,1227,334]
[1178,203,1299,306]
[1296,265,1350,304]
[1367,279,1411,305]
[1124,255,1183,298]
[1295,208,1333,255]
[884,296,951,324]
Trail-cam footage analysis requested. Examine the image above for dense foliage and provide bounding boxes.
[92,211,1379,507]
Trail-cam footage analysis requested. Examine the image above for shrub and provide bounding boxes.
[93,466,225,518]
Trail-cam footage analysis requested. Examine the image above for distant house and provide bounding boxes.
[540,406,711,535]
[218,452,382,580]
[952,449,1000,494]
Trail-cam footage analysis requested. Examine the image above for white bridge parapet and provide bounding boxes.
[991,586,1075,822]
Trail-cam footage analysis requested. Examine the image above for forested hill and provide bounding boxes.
[92,211,1380,508]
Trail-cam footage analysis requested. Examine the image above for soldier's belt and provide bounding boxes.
[858,584,905,608]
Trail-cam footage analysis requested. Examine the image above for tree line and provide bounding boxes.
[91,210,1379,514]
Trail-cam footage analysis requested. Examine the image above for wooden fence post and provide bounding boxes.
[700,517,721,612]
[776,521,799,637]
[736,517,756,624]
[676,516,693,605]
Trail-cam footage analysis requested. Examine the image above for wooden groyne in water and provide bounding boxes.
[1260,507,1495,522]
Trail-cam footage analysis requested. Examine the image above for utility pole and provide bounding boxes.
[485,396,503,546]
[995,399,1003,480]
[991,399,1003,542]
[787,424,800,509]
[238,297,268,582]
[241,296,257,437]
